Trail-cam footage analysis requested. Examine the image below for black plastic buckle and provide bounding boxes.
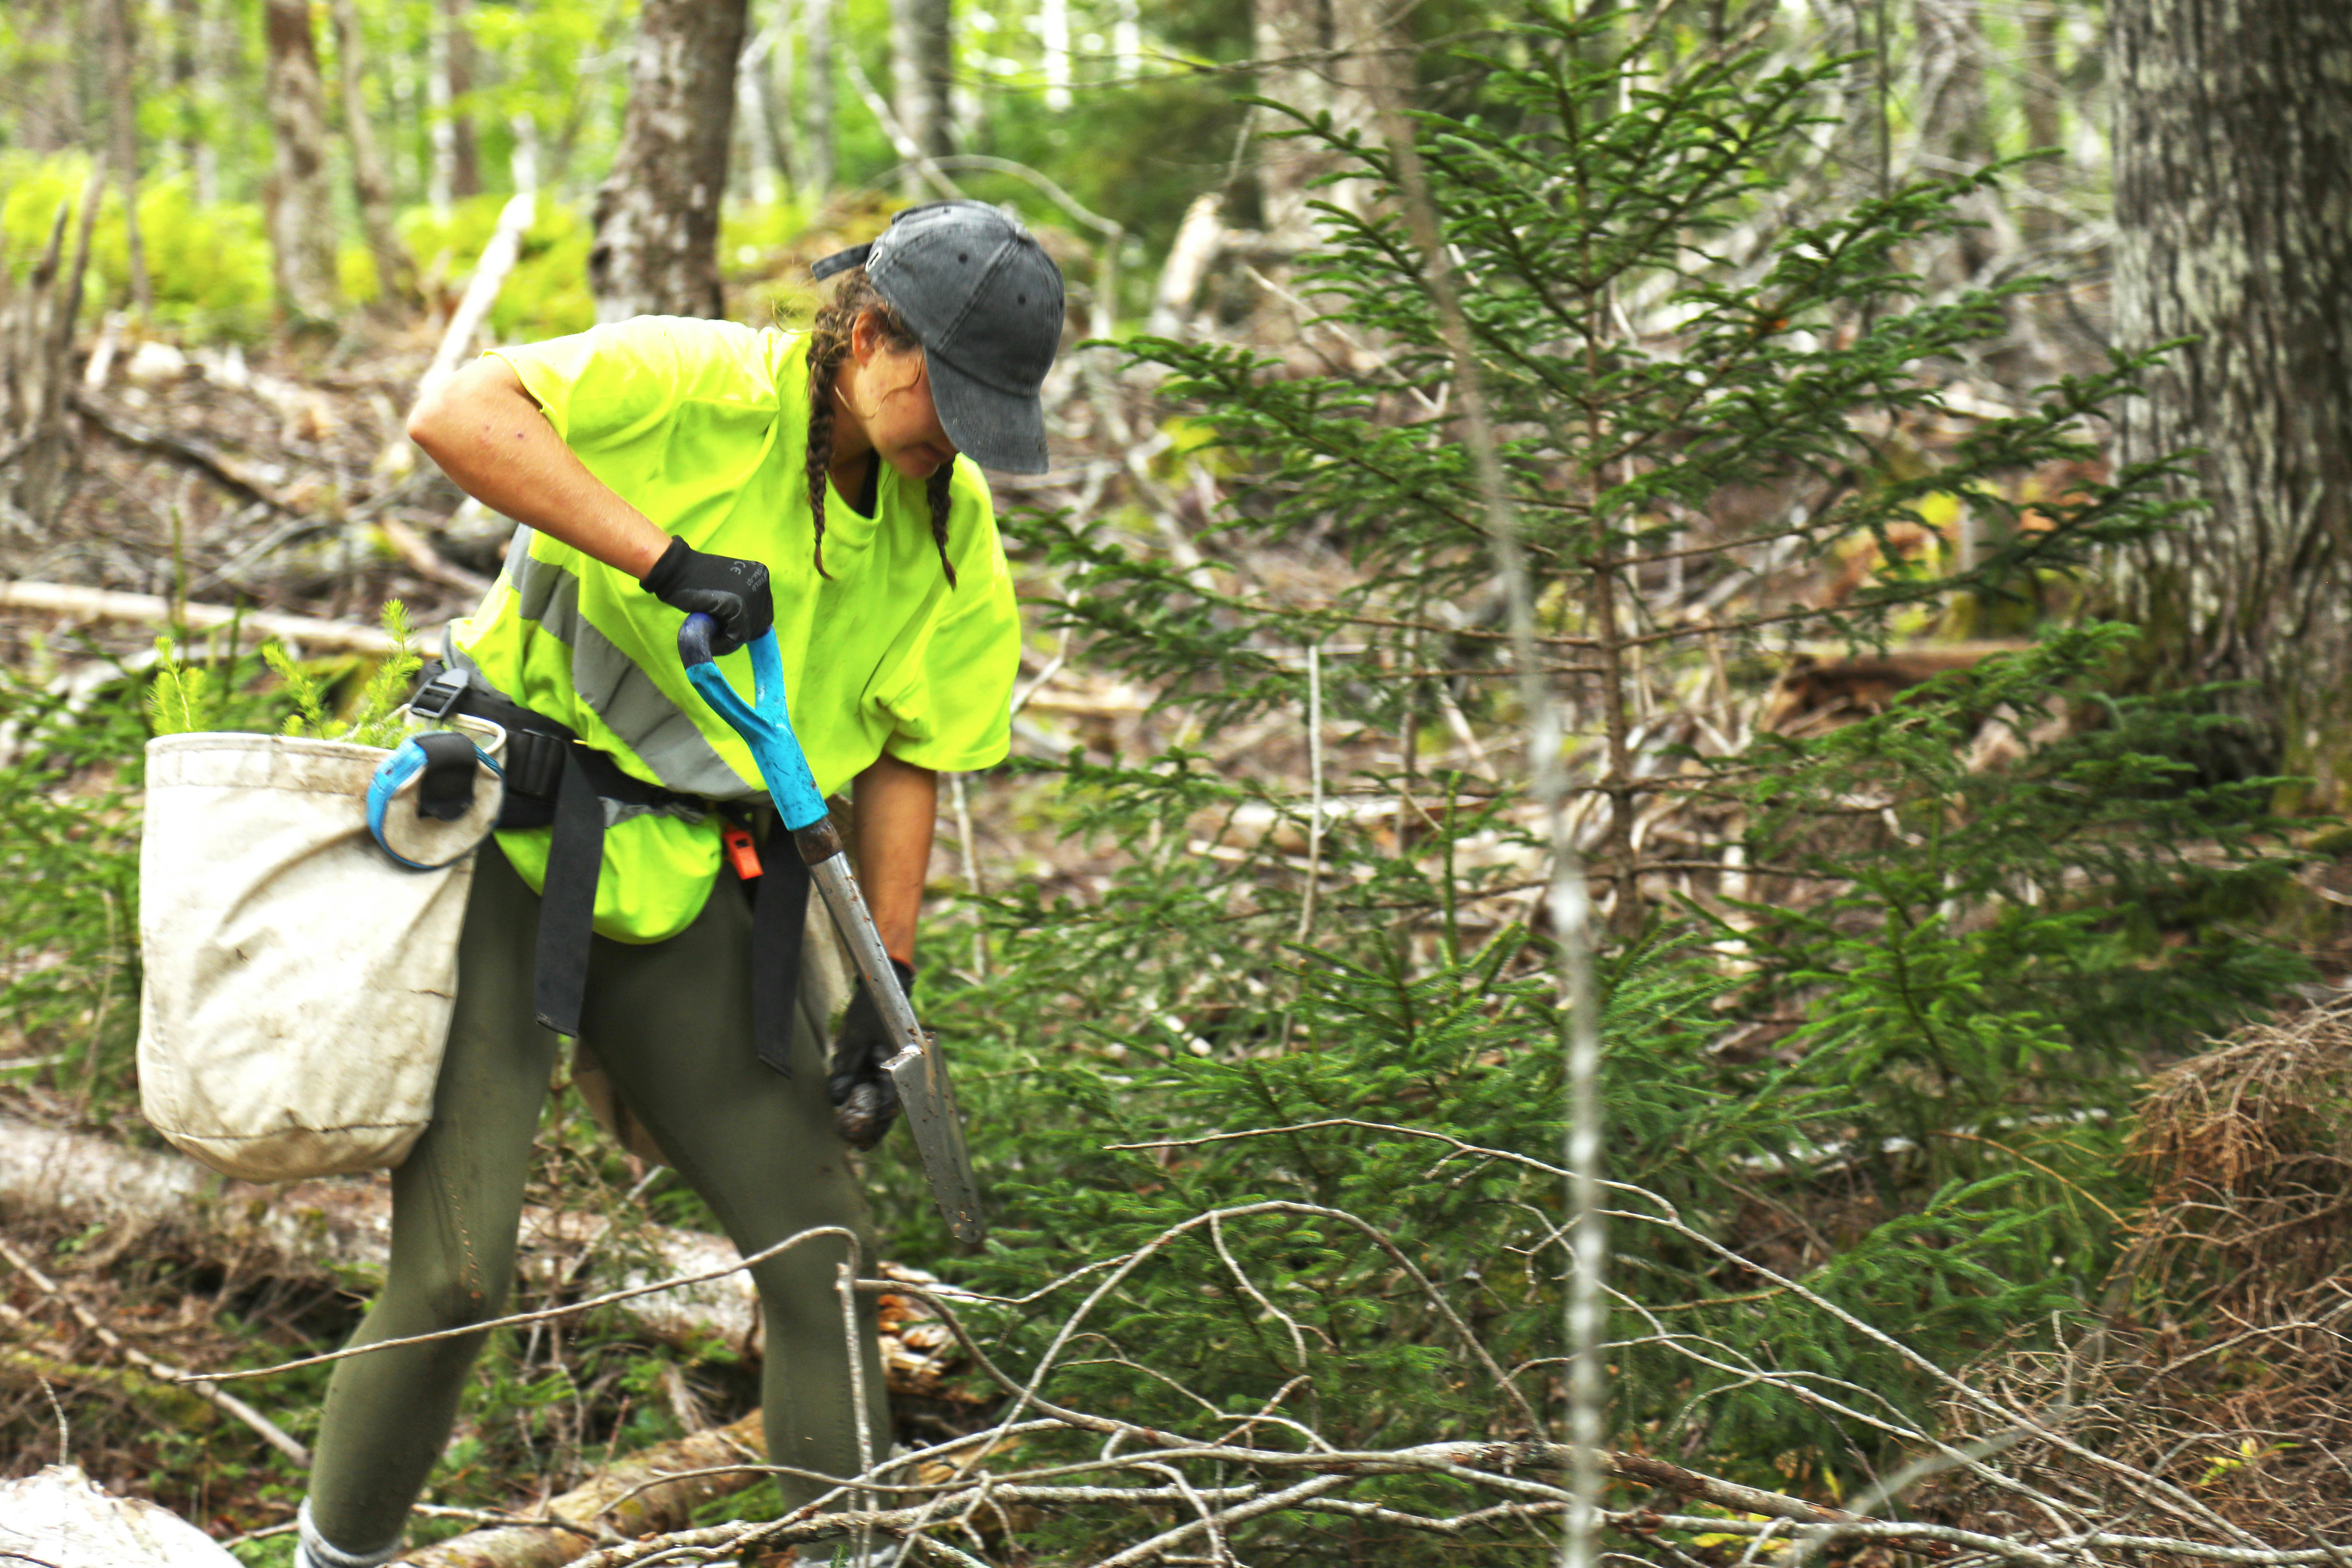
[503,729,566,800]
[411,670,468,722]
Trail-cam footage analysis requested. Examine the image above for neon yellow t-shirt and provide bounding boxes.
[443,316,1020,942]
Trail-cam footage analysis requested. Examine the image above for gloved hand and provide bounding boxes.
[641,538,773,657]
[830,957,914,1151]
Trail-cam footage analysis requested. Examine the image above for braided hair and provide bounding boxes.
[803,270,958,588]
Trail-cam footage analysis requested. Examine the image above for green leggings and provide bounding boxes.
[307,841,889,1555]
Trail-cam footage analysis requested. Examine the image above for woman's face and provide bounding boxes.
[848,318,957,480]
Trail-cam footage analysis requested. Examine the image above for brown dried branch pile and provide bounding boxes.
[1926,1000,2352,1548]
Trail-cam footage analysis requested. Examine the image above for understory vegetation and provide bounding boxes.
[6,6,2351,1566]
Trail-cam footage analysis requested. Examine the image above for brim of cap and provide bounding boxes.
[927,352,1049,475]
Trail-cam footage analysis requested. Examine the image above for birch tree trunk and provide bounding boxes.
[588,0,750,322]
[1040,0,1070,110]
[261,0,340,327]
[803,0,836,196]
[889,0,953,194]
[736,7,791,206]
[2109,0,2352,802]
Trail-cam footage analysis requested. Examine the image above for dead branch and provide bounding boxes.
[414,187,536,410]
[0,581,404,653]
[377,516,493,596]
[68,391,300,512]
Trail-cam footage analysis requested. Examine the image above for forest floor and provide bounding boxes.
[10,282,2352,1563]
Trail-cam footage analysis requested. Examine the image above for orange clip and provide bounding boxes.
[722,822,763,881]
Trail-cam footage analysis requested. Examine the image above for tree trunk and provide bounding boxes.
[3,168,103,526]
[1112,0,1140,79]
[1917,0,1990,168]
[2109,0,2352,803]
[888,0,953,193]
[588,0,749,323]
[261,0,340,327]
[803,0,836,196]
[104,0,152,320]
[736,11,790,206]
[443,0,482,200]
[1040,0,1070,110]
[329,0,413,308]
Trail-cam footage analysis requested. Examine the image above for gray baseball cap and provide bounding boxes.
[811,201,1065,474]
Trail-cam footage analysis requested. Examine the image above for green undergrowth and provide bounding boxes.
[849,6,2322,1554]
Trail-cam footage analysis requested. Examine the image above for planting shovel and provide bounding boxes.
[679,613,985,1244]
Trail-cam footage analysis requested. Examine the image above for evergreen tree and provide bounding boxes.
[850,8,2310,1556]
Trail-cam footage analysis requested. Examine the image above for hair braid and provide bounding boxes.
[926,461,958,589]
[803,322,850,581]
[799,266,957,587]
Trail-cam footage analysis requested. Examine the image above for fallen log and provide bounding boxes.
[0,579,406,654]
[399,1411,765,1568]
[0,1112,968,1398]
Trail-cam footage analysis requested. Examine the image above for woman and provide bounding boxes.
[292,201,1062,1568]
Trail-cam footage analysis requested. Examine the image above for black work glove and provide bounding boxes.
[641,537,774,658]
[830,958,914,1151]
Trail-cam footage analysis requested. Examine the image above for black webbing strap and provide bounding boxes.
[750,844,811,1076]
[411,730,483,821]
[535,744,606,1037]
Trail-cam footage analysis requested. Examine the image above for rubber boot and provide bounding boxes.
[294,1500,403,1568]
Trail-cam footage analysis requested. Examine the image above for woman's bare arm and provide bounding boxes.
[408,357,671,580]
[852,754,939,970]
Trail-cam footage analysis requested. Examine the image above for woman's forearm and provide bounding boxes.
[851,754,939,970]
[408,357,671,580]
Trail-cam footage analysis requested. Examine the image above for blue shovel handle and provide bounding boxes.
[679,613,830,832]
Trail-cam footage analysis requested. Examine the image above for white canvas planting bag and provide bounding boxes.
[136,718,504,1182]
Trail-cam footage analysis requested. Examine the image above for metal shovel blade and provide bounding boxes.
[807,850,986,1244]
[886,1032,983,1243]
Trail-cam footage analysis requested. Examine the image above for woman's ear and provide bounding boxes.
[848,308,882,365]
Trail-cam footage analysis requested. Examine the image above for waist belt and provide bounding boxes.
[412,664,811,1074]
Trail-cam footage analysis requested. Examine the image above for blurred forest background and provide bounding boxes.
[3,1,2352,1565]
